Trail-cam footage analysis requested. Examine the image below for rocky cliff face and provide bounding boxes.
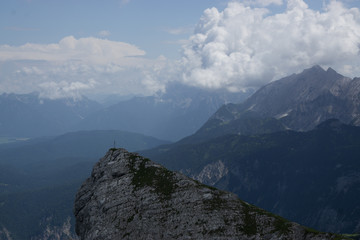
[74,148,343,240]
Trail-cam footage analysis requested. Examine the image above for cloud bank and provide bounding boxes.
[0,36,168,98]
[0,36,145,65]
[181,0,360,91]
[1,0,360,98]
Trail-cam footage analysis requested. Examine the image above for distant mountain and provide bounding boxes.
[186,65,360,143]
[0,130,168,240]
[0,84,251,141]
[143,119,360,234]
[0,130,169,193]
[75,148,345,240]
[77,83,252,141]
[0,92,101,137]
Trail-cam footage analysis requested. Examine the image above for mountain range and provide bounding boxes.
[0,84,251,141]
[75,83,251,141]
[0,92,101,138]
[182,65,360,144]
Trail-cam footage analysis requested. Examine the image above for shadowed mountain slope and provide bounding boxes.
[143,119,360,234]
[183,66,360,144]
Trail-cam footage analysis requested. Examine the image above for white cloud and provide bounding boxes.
[0,36,146,64]
[0,36,169,98]
[1,1,360,99]
[180,0,360,91]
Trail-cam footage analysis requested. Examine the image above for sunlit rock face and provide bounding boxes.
[74,148,341,240]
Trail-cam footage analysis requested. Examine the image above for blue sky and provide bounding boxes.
[0,0,228,59]
[1,0,360,99]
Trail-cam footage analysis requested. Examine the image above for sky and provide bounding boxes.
[0,0,360,99]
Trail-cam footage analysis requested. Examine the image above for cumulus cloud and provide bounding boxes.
[181,0,360,91]
[1,1,360,99]
[0,36,168,98]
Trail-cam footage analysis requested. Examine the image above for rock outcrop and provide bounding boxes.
[74,148,343,240]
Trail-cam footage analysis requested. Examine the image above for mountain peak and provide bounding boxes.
[74,148,343,239]
[303,65,326,74]
[301,65,341,78]
[326,67,337,74]
[189,66,359,144]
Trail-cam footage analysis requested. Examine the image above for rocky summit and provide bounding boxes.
[74,148,343,240]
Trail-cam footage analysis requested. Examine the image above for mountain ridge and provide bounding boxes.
[185,65,360,144]
[74,148,346,240]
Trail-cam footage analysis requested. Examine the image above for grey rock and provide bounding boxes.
[74,148,343,240]
[192,160,228,186]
